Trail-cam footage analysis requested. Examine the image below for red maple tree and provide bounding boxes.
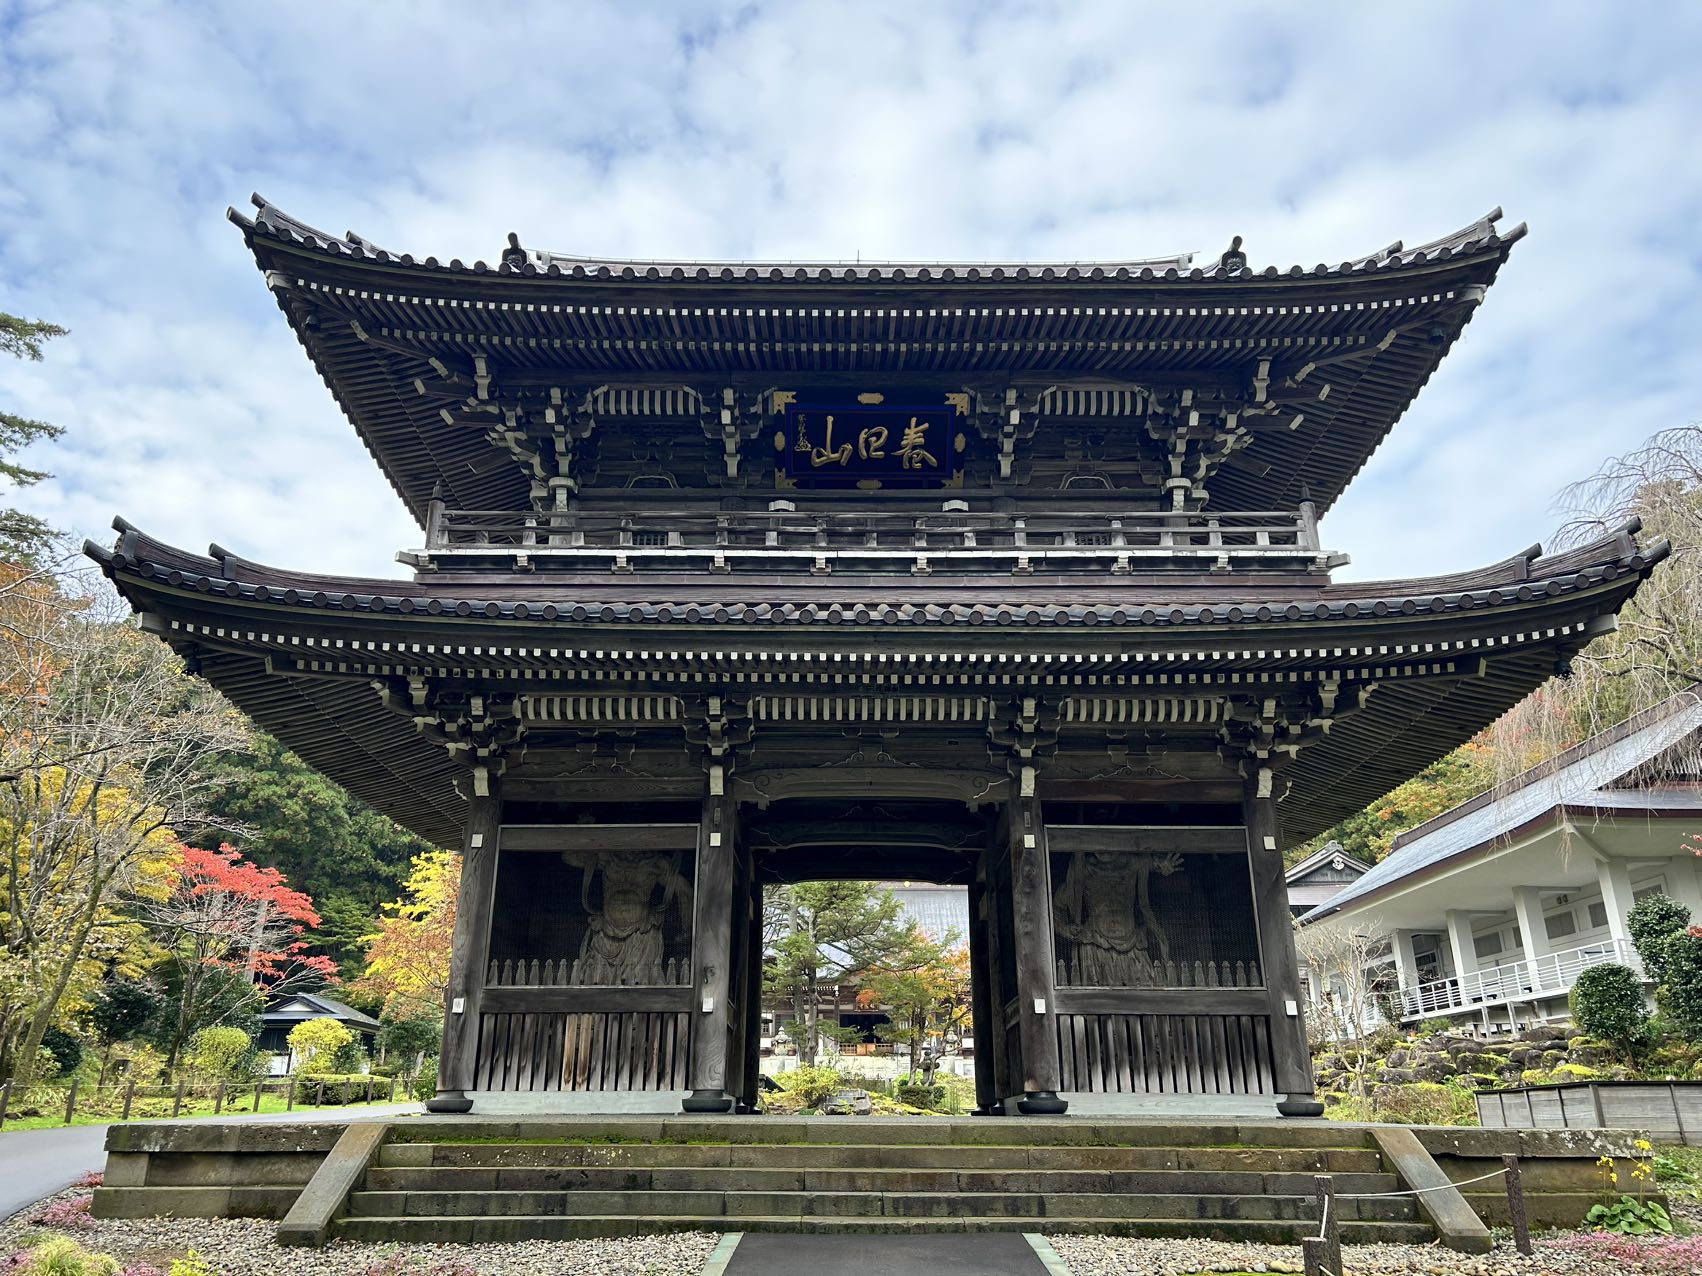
[149,843,340,1068]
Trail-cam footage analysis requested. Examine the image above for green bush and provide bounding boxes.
[772,1065,844,1108]
[412,1069,439,1103]
[1570,964,1650,1051]
[330,1037,367,1073]
[1629,894,1692,987]
[287,1018,354,1070]
[894,1083,945,1110]
[293,1072,385,1105]
[186,1026,252,1081]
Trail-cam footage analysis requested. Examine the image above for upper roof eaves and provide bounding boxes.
[231,195,1523,288]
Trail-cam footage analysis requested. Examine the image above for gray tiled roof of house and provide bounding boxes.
[261,993,382,1031]
[1300,687,1702,923]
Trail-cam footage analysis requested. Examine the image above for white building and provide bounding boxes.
[1299,687,1702,1035]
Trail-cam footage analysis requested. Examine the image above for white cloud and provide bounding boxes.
[1,0,1698,582]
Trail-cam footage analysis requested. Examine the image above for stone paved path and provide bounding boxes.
[717,1232,1057,1276]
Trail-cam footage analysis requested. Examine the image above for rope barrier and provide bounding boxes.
[1316,1163,1511,1246]
[1337,1164,1511,1200]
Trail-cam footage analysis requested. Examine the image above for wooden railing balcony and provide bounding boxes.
[403,503,1344,577]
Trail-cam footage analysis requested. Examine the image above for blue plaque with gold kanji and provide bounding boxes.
[780,404,959,487]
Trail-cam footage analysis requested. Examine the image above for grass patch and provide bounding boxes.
[0,1090,400,1132]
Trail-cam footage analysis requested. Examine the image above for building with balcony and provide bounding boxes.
[1300,688,1702,1034]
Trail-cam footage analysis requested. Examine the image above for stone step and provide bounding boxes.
[386,1119,1376,1151]
[378,1141,1385,1175]
[344,1188,1419,1223]
[363,1164,1402,1198]
[330,1213,1437,1245]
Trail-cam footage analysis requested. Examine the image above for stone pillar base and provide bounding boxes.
[1277,1094,1326,1117]
[424,1090,474,1114]
[1016,1090,1068,1115]
[682,1089,735,1113]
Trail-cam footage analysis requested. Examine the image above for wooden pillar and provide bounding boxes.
[425,778,503,1113]
[1244,769,1323,1116]
[1004,795,1066,1114]
[739,872,764,1112]
[685,793,737,1112]
[966,869,1000,1115]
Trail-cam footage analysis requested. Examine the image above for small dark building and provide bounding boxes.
[257,993,381,1075]
[90,201,1663,1118]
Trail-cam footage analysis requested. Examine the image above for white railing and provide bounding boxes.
[1396,938,1644,1021]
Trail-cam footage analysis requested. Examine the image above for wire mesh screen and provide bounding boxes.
[1049,830,1260,989]
[488,846,695,986]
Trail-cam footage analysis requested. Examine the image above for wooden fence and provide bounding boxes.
[0,1074,404,1128]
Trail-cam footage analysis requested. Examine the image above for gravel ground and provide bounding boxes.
[0,1186,719,1276]
[1049,1231,1702,1276]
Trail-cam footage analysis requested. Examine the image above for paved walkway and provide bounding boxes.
[0,1102,420,1224]
[714,1232,1061,1276]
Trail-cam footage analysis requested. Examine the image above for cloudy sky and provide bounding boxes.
[2,1,1698,582]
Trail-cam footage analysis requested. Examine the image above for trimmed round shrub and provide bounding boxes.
[186,1026,253,1080]
[1629,894,1692,986]
[287,1017,354,1070]
[1570,963,1650,1050]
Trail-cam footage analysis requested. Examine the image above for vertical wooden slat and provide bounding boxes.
[588,1013,607,1090]
[561,1014,580,1090]
[514,1015,535,1092]
[1118,1016,1135,1094]
[1085,1018,1102,1094]
[638,1012,653,1090]
[1209,1016,1230,1094]
[656,1013,674,1091]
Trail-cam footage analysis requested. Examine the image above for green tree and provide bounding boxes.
[858,932,972,1083]
[764,881,915,1067]
[0,311,68,563]
[90,978,163,1085]
[287,1017,353,1071]
[1660,923,1702,1042]
[1628,894,1692,989]
[191,734,434,974]
[1570,963,1651,1055]
[1293,741,1496,866]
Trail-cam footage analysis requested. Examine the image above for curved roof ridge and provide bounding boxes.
[235,193,1519,282]
[86,518,1663,627]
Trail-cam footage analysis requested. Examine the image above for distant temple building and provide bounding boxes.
[91,200,1664,1117]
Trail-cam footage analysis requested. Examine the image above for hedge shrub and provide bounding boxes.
[292,1072,385,1105]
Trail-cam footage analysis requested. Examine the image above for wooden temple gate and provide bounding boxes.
[91,199,1667,1117]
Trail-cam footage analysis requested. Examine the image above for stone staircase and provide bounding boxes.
[330,1117,1437,1244]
